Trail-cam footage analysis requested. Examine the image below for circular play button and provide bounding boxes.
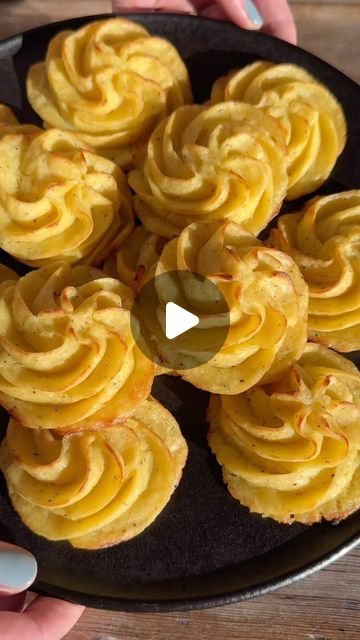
[165,302,200,340]
[130,270,230,370]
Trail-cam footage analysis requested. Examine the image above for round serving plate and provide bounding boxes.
[0,13,359,613]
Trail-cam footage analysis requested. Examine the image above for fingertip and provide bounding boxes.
[268,19,298,45]
[244,0,264,27]
[0,543,37,596]
[287,23,298,45]
[217,0,263,31]
[253,0,298,44]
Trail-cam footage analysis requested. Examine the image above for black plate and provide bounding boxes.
[0,13,359,613]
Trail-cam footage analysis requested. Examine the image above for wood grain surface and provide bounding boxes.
[0,1,359,639]
[65,549,360,640]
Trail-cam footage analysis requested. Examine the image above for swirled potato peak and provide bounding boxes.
[0,397,187,548]
[211,61,346,200]
[26,18,193,168]
[0,262,154,431]
[0,123,134,266]
[208,343,360,524]
[139,220,308,393]
[270,191,360,352]
[129,102,288,237]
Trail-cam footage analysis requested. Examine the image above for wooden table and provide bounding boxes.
[1,1,359,638]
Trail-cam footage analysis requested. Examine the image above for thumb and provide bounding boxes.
[0,542,37,598]
[216,0,264,30]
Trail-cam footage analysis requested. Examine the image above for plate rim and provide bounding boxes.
[32,528,360,612]
[0,12,359,612]
[1,11,359,90]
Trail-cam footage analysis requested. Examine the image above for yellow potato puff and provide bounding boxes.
[104,225,167,292]
[26,18,192,169]
[270,191,360,352]
[0,262,154,431]
[0,125,134,266]
[141,220,308,394]
[0,397,188,548]
[129,102,288,238]
[211,62,346,200]
[208,343,360,525]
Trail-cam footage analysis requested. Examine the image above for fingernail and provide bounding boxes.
[244,0,264,27]
[0,544,37,594]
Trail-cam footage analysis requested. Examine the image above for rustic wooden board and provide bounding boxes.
[0,2,359,639]
[63,548,360,640]
[294,3,360,82]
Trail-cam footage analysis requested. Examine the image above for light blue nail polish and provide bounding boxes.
[245,0,264,27]
[0,547,37,591]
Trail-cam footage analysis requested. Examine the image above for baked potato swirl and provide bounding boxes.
[129,102,288,238]
[0,262,154,431]
[0,397,188,548]
[0,127,134,266]
[142,220,308,394]
[26,18,192,168]
[270,191,360,352]
[211,62,346,200]
[208,343,360,524]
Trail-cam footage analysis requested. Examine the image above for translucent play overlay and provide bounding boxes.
[130,270,230,370]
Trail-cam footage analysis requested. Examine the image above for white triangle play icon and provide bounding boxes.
[165,302,199,340]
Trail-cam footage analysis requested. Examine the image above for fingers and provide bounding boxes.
[0,593,26,613]
[112,0,297,44]
[0,596,85,640]
[0,543,84,639]
[196,0,296,43]
[112,0,196,13]
[26,596,86,640]
[0,542,37,597]
[215,0,263,30]
[245,0,297,43]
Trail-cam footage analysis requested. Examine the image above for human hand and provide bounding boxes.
[0,542,85,640]
[112,0,297,44]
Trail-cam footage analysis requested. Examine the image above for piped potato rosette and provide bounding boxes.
[208,343,360,524]
[0,262,154,431]
[270,191,360,352]
[104,225,167,292]
[26,18,192,169]
[211,62,346,200]
[0,397,188,548]
[0,127,134,266]
[140,220,308,394]
[129,102,288,238]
